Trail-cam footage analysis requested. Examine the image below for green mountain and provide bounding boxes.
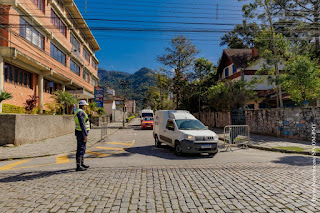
[98,67,156,108]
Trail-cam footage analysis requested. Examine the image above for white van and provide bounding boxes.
[140,109,154,121]
[153,110,219,156]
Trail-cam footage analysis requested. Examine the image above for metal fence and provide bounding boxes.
[98,122,108,140]
[223,125,250,151]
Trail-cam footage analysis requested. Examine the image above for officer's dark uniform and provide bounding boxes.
[75,107,90,171]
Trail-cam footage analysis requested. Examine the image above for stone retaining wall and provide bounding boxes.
[246,107,320,141]
[196,108,320,141]
[0,114,75,146]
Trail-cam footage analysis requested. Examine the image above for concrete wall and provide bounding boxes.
[246,107,320,141]
[114,110,128,122]
[0,114,75,146]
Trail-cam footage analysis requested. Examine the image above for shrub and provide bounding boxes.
[97,107,106,116]
[45,102,63,115]
[24,95,39,114]
[126,115,135,123]
[3,104,26,114]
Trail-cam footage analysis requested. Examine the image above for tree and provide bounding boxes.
[52,91,78,115]
[155,68,171,109]
[88,102,98,115]
[194,58,215,116]
[0,91,12,113]
[241,0,288,108]
[272,0,320,58]
[220,21,260,48]
[157,35,199,108]
[254,29,290,108]
[281,55,320,105]
[207,80,257,111]
[145,86,161,111]
[0,91,12,103]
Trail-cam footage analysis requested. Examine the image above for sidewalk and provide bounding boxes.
[0,121,127,161]
[212,128,320,155]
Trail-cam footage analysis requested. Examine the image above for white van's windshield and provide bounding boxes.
[175,119,206,130]
[142,113,153,117]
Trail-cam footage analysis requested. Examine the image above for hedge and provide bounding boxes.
[126,115,135,123]
[2,104,38,114]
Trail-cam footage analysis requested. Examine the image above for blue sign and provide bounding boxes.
[94,87,105,107]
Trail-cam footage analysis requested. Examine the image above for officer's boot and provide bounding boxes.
[81,156,90,169]
[76,158,87,171]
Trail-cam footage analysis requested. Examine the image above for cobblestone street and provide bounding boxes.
[0,119,319,212]
[1,163,319,213]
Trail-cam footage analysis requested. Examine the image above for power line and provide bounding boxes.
[73,0,243,12]
[75,0,245,8]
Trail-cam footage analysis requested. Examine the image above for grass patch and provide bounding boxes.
[313,148,320,152]
[275,146,305,152]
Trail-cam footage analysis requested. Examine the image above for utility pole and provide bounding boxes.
[120,80,130,127]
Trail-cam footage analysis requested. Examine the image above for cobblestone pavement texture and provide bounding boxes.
[0,119,319,212]
[0,122,124,161]
[0,163,319,213]
[212,128,320,153]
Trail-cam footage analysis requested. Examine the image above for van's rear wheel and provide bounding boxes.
[174,142,183,156]
[155,135,161,148]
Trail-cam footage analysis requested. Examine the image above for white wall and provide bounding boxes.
[246,58,285,71]
[244,75,274,90]
[222,64,238,79]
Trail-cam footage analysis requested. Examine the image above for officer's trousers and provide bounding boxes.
[75,130,87,159]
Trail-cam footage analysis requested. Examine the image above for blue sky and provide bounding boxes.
[74,0,247,73]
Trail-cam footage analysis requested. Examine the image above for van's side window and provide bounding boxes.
[166,120,174,131]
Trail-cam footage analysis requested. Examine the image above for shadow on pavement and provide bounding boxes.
[272,156,320,166]
[0,169,75,183]
[125,145,215,160]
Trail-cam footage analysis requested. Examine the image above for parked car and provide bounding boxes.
[153,110,219,157]
[140,109,154,122]
[141,117,154,130]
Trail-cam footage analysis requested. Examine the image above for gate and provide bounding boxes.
[231,108,246,125]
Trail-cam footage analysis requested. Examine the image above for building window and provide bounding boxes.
[91,77,98,87]
[51,9,67,37]
[50,43,66,65]
[20,18,44,49]
[225,68,229,77]
[4,63,33,89]
[233,65,237,74]
[71,34,81,55]
[70,60,80,76]
[83,48,90,62]
[92,59,98,70]
[83,69,90,83]
[44,79,60,94]
[31,0,45,12]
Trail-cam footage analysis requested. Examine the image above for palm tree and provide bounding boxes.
[52,91,78,114]
[0,91,13,113]
[0,91,12,103]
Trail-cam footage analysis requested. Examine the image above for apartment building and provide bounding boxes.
[0,0,100,113]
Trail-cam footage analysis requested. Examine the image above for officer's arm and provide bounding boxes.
[77,111,88,137]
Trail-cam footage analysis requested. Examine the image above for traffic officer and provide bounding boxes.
[75,100,90,171]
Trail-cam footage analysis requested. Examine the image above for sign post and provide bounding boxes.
[94,87,105,108]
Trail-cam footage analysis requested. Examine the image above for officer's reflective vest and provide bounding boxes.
[75,109,90,131]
